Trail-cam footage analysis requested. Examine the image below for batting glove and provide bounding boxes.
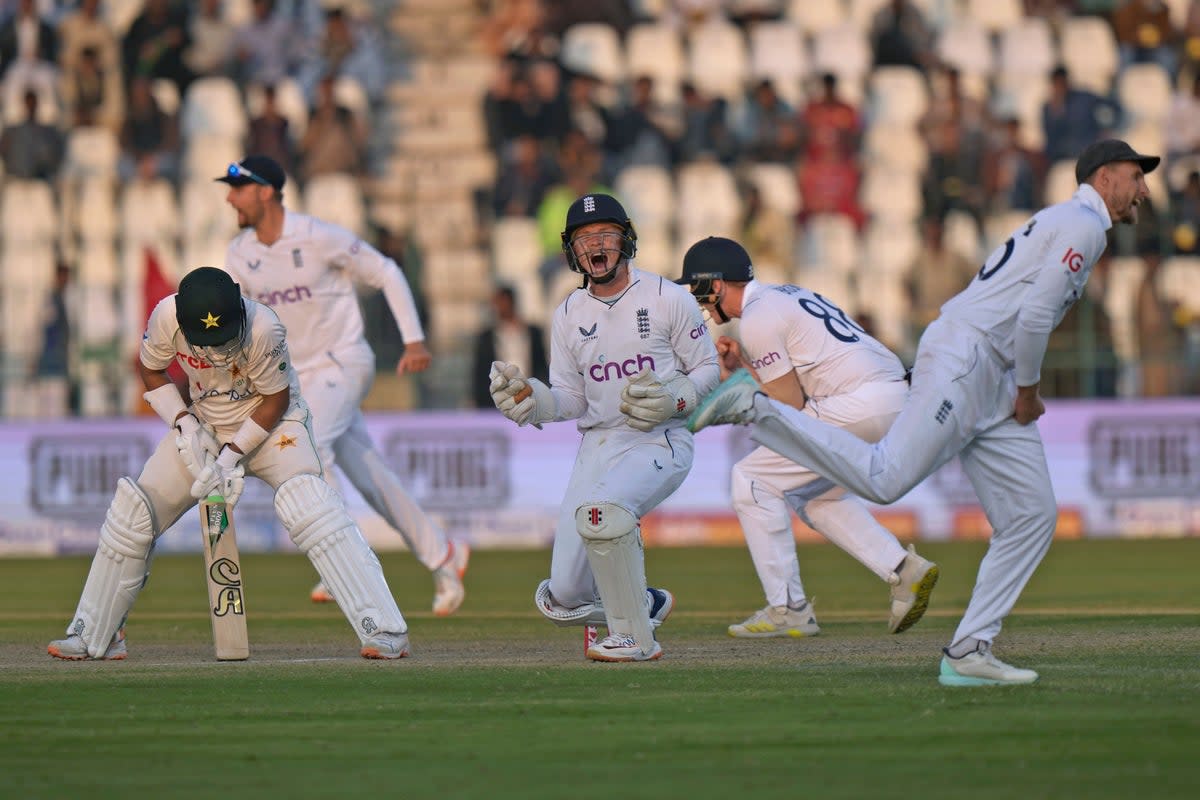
[619,367,698,432]
[190,445,246,509]
[489,360,537,426]
[175,413,220,480]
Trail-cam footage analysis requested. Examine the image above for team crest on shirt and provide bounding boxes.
[246,259,261,271]
[578,323,598,340]
[636,308,650,339]
[292,249,303,268]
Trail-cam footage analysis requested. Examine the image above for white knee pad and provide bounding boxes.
[533,579,607,627]
[276,474,407,641]
[70,477,156,657]
[575,501,655,655]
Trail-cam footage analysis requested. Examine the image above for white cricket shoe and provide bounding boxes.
[360,632,411,660]
[310,581,335,603]
[48,628,127,661]
[686,368,763,433]
[586,633,663,662]
[888,544,939,634]
[938,644,1038,686]
[728,603,820,639]
[432,541,470,617]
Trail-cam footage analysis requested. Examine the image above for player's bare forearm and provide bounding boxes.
[244,388,288,448]
[396,341,432,374]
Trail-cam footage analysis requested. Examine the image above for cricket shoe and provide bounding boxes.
[728,602,820,638]
[310,581,334,604]
[48,628,127,661]
[887,544,939,634]
[686,368,763,433]
[586,633,663,663]
[361,632,411,660]
[432,541,470,616]
[938,644,1038,687]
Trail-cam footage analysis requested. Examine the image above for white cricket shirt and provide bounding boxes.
[140,295,306,429]
[738,280,906,401]
[547,268,720,431]
[939,184,1111,384]
[223,211,425,373]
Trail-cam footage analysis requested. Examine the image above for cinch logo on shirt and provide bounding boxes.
[177,352,213,370]
[588,354,656,382]
[751,352,781,369]
[688,323,707,339]
[256,285,313,305]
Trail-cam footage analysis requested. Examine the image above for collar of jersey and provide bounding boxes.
[1074,183,1113,231]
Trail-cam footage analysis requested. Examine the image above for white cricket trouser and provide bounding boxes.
[302,354,450,571]
[733,379,909,608]
[749,318,1057,647]
[548,426,694,608]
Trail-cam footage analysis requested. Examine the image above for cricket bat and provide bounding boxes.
[199,494,249,661]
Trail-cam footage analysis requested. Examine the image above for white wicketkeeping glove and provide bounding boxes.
[175,413,220,480]
[619,367,699,432]
[190,445,246,509]
[489,360,553,427]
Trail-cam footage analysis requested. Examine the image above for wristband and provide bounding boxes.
[144,383,188,427]
[230,418,271,456]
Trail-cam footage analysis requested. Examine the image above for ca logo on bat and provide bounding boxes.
[210,557,244,616]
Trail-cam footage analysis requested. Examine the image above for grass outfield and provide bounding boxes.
[2,539,1198,799]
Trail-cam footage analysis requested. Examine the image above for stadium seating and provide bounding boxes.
[687,20,749,102]
[561,23,624,85]
[625,23,685,104]
[748,20,809,107]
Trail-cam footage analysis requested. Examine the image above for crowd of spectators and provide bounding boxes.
[474,0,1200,398]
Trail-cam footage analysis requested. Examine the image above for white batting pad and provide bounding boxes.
[275,474,407,641]
[534,578,607,627]
[70,478,156,657]
[575,501,655,655]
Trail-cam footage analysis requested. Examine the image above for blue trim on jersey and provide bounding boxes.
[664,428,677,459]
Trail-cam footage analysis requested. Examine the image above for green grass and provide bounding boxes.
[2,539,1198,799]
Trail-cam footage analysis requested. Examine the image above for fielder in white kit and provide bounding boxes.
[49,267,411,660]
[676,237,938,639]
[489,194,720,662]
[217,156,468,616]
[689,140,1158,685]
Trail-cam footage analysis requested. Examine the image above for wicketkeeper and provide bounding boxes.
[49,267,411,660]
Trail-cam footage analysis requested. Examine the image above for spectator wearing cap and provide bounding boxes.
[1042,65,1122,165]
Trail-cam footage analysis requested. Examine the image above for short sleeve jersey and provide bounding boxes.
[140,295,306,429]
[549,268,719,431]
[738,281,906,401]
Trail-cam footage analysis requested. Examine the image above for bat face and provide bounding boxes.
[200,497,248,660]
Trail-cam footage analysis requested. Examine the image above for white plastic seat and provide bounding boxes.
[1103,256,1147,363]
[334,76,370,120]
[1118,63,1173,126]
[631,224,674,278]
[997,17,1056,82]
[614,164,674,234]
[675,161,742,241]
[73,177,119,241]
[867,66,929,128]
[0,241,55,295]
[62,126,120,182]
[423,249,490,304]
[560,23,624,85]
[1044,159,1079,206]
[180,177,239,248]
[983,210,1036,256]
[1,286,45,361]
[687,21,748,101]
[182,133,244,183]
[966,0,1023,33]
[180,77,247,141]
[491,216,544,283]
[75,283,122,348]
[847,0,891,31]
[854,273,910,354]
[1059,16,1118,96]
[863,218,919,279]
[991,73,1051,151]
[936,17,994,82]
[788,0,846,36]
[625,23,684,105]
[121,178,181,247]
[150,78,181,117]
[302,172,365,235]
[801,213,860,274]
[1158,256,1200,314]
[943,210,983,265]
[77,243,120,287]
[860,164,922,222]
[811,23,872,90]
[862,124,928,173]
[749,21,809,107]
[1,180,58,245]
[793,264,857,315]
[746,162,801,219]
